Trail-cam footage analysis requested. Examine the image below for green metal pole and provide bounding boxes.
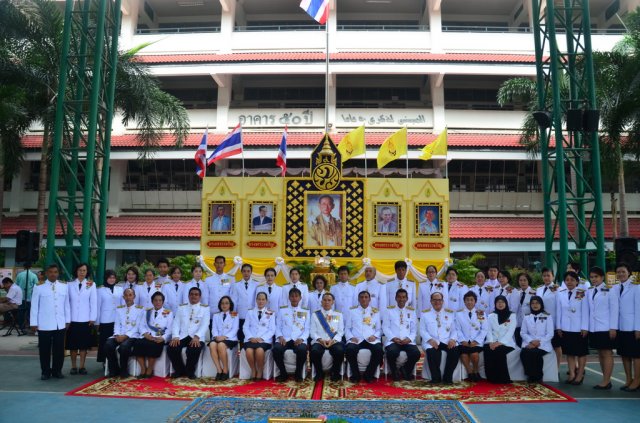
[546,1,570,274]
[46,0,74,270]
[582,0,607,270]
[531,0,554,270]
[96,0,121,284]
[80,0,108,263]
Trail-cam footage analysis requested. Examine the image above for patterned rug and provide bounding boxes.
[169,398,475,423]
[319,378,574,403]
[67,376,574,404]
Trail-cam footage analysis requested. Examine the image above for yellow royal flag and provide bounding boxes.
[377,127,407,169]
[419,128,448,161]
[337,125,365,162]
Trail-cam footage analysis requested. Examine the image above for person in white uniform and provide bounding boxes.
[168,287,210,379]
[230,263,259,343]
[556,271,589,385]
[209,295,239,381]
[353,267,387,316]
[243,291,276,381]
[615,263,640,392]
[456,291,488,382]
[536,267,562,368]
[118,266,139,291]
[308,275,328,313]
[469,270,494,314]
[444,268,468,313]
[274,288,310,382]
[31,264,71,380]
[181,265,208,307]
[512,272,537,347]
[255,267,283,311]
[280,268,310,309]
[133,291,173,378]
[520,295,554,383]
[96,270,124,364]
[483,295,517,384]
[105,288,144,378]
[385,261,415,308]
[66,262,97,376]
[332,266,356,316]
[310,292,345,381]
[136,269,163,309]
[417,265,448,313]
[205,256,233,319]
[485,265,501,289]
[345,290,383,383]
[383,289,420,381]
[161,266,186,313]
[420,291,460,384]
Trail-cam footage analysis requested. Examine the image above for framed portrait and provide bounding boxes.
[249,201,276,235]
[208,201,235,235]
[304,192,346,248]
[415,203,442,237]
[373,202,401,236]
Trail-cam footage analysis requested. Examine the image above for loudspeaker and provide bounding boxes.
[15,230,40,264]
[615,237,639,271]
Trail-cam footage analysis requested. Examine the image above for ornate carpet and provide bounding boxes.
[169,398,475,423]
[67,376,574,403]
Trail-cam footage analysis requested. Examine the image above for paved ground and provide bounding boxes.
[0,332,638,422]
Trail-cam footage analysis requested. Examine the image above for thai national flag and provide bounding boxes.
[300,0,329,24]
[207,124,243,165]
[276,127,287,177]
[194,129,208,179]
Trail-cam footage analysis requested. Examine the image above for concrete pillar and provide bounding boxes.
[219,0,236,53]
[119,0,140,49]
[328,1,338,53]
[429,73,446,132]
[9,162,30,214]
[213,74,232,131]
[428,0,443,53]
[108,160,127,215]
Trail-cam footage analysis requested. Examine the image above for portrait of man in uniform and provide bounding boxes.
[306,193,344,247]
[375,204,399,235]
[417,204,441,236]
[209,203,234,233]
[251,203,274,233]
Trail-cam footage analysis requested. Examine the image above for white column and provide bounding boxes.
[428,0,443,53]
[429,73,446,132]
[9,162,30,214]
[119,0,140,49]
[108,160,127,215]
[219,0,237,53]
[213,74,232,131]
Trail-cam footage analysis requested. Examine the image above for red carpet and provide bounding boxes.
[67,376,574,403]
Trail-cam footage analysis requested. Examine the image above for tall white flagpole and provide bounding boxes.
[324,8,330,134]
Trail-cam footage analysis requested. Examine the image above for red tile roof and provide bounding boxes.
[135,52,537,65]
[22,132,528,149]
[2,215,637,241]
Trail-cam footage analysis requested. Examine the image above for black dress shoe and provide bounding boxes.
[41,374,50,380]
[275,375,288,383]
[349,376,360,383]
[70,368,78,375]
[363,375,374,383]
[170,372,183,379]
[188,374,197,380]
[295,376,304,383]
[593,383,612,390]
[314,374,324,382]
[330,374,341,382]
[621,385,639,392]
[78,368,88,375]
[52,373,65,379]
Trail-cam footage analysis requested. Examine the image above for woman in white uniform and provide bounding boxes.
[209,295,239,381]
[483,295,517,383]
[520,295,554,383]
[556,271,589,385]
[308,275,328,313]
[96,270,123,364]
[243,292,276,381]
[133,291,173,378]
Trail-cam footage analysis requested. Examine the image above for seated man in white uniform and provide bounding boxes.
[310,292,345,381]
[274,288,310,382]
[345,290,383,383]
[383,288,420,381]
[105,288,144,378]
[420,291,460,384]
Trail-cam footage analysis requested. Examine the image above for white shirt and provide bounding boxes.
[444,281,468,312]
[276,305,310,341]
[382,305,418,347]
[140,307,174,342]
[171,303,210,340]
[307,289,326,313]
[535,284,558,320]
[211,311,239,342]
[230,279,259,319]
[485,312,517,348]
[555,288,589,332]
[345,305,382,344]
[181,279,209,306]
[512,287,537,327]
[587,283,619,332]
[256,283,283,311]
[113,304,145,338]
[96,286,124,324]
[386,278,415,308]
[455,308,488,345]
[420,308,458,349]
[68,279,98,322]
[206,273,233,316]
[417,279,449,312]
[161,280,186,313]
[135,281,163,309]
[354,280,387,313]
[4,284,23,305]
[331,281,356,315]
[520,313,554,352]
[30,280,71,331]
[243,306,276,342]
[617,279,638,331]
[469,285,494,313]
[281,282,310,309]
[310,308,344,344]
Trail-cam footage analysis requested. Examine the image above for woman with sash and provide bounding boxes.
[209,295,239,380]
[133,291,173,378]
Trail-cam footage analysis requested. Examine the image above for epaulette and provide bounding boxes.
[577,288,585,292]
[372,307,379,313]
[257,282,266,287]
[543,311,550,315]
[136,282,144,285]
[201,304,208,307]
[37,281,45,285]
[406,306,415,311]
[117,305,125,308]
[444,308,454,313]
[301,307,309,310]
[422,308,431,313]
[350,305,358,309]
[179,303,187,307]
[558,288,567,292]
[588,286,594,289]
[379,280,386,285]
[181,280,189,283]
[163,308,171,313]
[145,307,153,311]
[135,305,143,309]
[456,282,464,287]
[280,305,288,308]
[632,280,640,285]
[387,305,396,309]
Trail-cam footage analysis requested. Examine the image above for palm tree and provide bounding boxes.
[0,0,190,244]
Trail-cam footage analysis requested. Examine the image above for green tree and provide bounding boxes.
[0,0,190,245]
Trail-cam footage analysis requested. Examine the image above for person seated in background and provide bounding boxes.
[383,289,420,381]
[0,277,22,315]
[243,292,276,381]
[456,291,488,382]
[274,288,310,382]
[483,295,517,384]
[420,292,459,384]
[133,292,173,378]
[345,290,383,383]
[105,288,144,378]
[167,287,210,379]
[520,295,554,383]
[209,295,239,381]
[310,293,345,382]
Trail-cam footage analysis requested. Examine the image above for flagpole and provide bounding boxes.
[405,127,409,181]
[324,7,329,134]
[363,125,368,178]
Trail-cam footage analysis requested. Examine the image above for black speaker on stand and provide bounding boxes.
[615,237,639,271]
[15,230,40,264]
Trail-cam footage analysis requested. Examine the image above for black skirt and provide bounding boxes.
[561,331,589,356]
[617,331,640,358]
[589,331,616,350]
[97,322,115,362]
[66,321,93,350]
[133,338,166,358]
[459,345,483,354]
[209,340,238,349]
[243,341,271,351]
[551,333,562,349]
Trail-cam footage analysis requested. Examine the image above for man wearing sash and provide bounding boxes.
[310,293,345,381]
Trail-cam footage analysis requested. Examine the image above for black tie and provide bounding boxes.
[147,286,151,293]
[479,288,482,296]
[520,291,526,305]
[318,293,321,299]
[620,284,624,296]
[223,313,227,321]
[543,286,548,295]
[245,282,249,290]
[568,291,573,300]
[448,284,452,292]
[196,282,200,289]
[79,283,82,290]
[175,283,179,292]
[258,310,262,320]
[154,311,158,318]
[107,285,114,293]
[130,283,134,290]
[268,286,272,294]
[534,316,537,322]
[468,311,472,319]
[500,288,504,296]
[592,288,598,300]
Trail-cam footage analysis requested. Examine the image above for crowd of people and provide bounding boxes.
[17,257,640,392]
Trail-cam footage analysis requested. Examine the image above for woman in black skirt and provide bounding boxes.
[133,291,173,378]
[209,295,239,380]
[520,296,554,383]
[96,270,123,364]
[483,295,517,383]
[67,263,98,375]
[556,271,589,385]
[456,291,487,382]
